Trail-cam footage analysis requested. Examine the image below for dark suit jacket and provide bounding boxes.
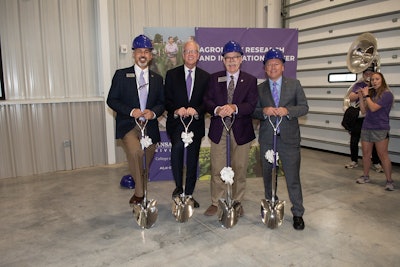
[164,65,210,137]
[107,66,164,143]
[204,70,258,145]
[253,76,308,146]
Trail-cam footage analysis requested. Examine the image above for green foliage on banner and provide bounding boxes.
[198,145,264,180]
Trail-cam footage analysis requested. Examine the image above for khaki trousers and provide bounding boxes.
[122,126,156,197]
[210,132,251,206]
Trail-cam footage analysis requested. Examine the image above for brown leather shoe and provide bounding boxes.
[204,205,218,216]
[129,194,144,206]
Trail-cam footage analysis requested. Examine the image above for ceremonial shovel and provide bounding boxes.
[218,115,242,229]
[261,116,285,229]
[132,119,158,229]
[172,115,195,222]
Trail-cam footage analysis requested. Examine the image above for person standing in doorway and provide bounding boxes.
[203,40,258,217]
[253,48,308,230]
[165,40,210,208]
[107,34,165,206]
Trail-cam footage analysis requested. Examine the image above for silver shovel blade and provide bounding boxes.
[172,195,194,223]
[217,198,241,229]
[132,199,158,229]
[261,199,285,229]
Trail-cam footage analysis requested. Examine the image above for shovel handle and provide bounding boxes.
[135,118,149,206]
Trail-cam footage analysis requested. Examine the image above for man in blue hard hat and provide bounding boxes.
[107,34,165,206]
[253,48,308,230]
[203,40,258,216]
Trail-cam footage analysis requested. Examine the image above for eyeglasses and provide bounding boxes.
[183,50,199,55]
[224,55,241,61]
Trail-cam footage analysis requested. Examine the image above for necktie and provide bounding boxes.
[272,82,280,133]
[272,82,279,107]
[139,70,147,112]
[186,69,192,100]
[227,75,235,104]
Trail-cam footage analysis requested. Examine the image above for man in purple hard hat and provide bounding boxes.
[203,40,258,216]
[107,34,165,207]
[253,48,309,230]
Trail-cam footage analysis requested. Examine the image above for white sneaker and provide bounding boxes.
[385,181,395,191]
[345,161,358,169]
[356,175,370,184]
[372,163,383,173]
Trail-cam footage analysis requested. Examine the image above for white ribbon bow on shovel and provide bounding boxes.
[220,166,235,185]
[180,115,194,147]
[136,119,152,149]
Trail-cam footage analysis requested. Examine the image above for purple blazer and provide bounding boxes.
[204,70,258,145]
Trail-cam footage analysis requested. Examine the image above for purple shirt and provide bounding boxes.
[362,90,394,130]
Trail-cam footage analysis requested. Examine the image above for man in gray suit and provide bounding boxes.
[253,48,308,230]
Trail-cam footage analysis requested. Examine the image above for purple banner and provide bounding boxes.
[195,28,298,79]
[149,131,173,181]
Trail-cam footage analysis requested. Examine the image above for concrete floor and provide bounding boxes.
[1,148,399,267]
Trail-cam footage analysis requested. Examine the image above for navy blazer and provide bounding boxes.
[164,65,210,138]
[253,76,308,146]
[204,70,258,145]
[107,66,164,143]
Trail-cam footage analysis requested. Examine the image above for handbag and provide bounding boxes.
[341,106,360,131]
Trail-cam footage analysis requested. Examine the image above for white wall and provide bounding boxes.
[284,0,400,163]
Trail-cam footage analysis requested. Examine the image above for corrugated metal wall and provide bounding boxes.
[0,0,399,179]
[284,0,400,163]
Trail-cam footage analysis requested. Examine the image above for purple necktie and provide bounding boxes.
[139,70,147,111]
[186,69,192,100]
[272,82,279,107]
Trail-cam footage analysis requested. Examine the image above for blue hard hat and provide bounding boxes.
[120,174,135,189]
[132,34,153,50]
[263,48,285,64]
[222,40,244,56]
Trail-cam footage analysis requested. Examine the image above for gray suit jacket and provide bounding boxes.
[253,76,308,146]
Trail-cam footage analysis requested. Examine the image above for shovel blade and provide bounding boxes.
[261,199,285,229]
[132,199,158,229]
[172,196,194,223]
[217,198,241,229]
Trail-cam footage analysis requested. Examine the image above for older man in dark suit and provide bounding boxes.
[203,41,258,216]
[253,48,308,230]
[165,40,210,208]
[107,34,164,206]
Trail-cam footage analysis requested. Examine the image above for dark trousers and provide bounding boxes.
[350,118,380,164]
[170,131,202,195]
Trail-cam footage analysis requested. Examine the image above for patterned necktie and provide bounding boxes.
[272,82,280,133]
[139,70,147,111]
[186,69,192,100]
[272,82,279,107]
[227,75,235,104]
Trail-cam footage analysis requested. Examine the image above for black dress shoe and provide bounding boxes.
[172,187,183,198]
[192,198,200,208]
[293,216,305,230]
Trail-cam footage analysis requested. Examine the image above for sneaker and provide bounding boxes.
[345,161,358,169]
[385,181,395,191]
[356,175,370,184]
[372,163,384,173]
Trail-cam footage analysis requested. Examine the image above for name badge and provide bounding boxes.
[218,76,227,83]
[126,73,135,78]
